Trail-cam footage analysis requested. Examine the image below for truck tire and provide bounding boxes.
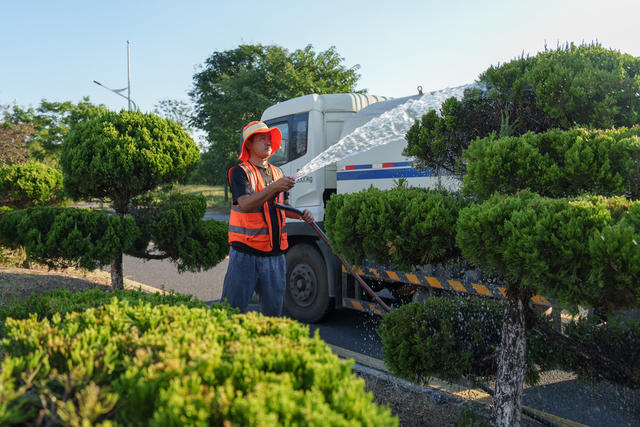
[284,243,331,323]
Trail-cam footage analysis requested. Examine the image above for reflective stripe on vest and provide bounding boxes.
[227,161,288,251]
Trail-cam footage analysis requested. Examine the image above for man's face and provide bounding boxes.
[249,133,272,159]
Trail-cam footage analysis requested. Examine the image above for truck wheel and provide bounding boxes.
[284,243,331,323]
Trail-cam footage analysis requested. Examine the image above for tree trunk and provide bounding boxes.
[494,295,527,426]
[110,252,124,290]
[19,246,31,269]
[224,182,229,203]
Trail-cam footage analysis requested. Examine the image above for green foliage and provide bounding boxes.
[5,98,108,167]
[130,192,229,272]
[0,299,396,426]
[463,127,640,200]
[378,298,503,382]
[483,42,640,130]
[0,288,208,334]
[455,408,491,427]
[0,194,230,274]
[61,110,199,211]
[511,43,640,129]
[406,43,640,174]
[562,316,640,383]
[0,161,63,208]
[152,98,195,136]
[0,107,32,166]
[379,296,640,392]
[325,186,468,269]
[190,44,363,185]
[0,206,139,270]
[404,88,501,175]
[378,297,557,385]
[456,192,640,310]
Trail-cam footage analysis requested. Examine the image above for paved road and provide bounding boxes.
[117,210,639,426]
[120,210,231,302]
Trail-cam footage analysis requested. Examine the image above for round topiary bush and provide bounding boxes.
[378,297,505,383]
[0,299,397,426]
[0,161,63,208]
[60,110,199,212]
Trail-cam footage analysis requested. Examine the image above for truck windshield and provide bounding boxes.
[266,112,308,166]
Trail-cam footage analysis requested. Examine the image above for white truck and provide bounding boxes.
[260,93,550,322]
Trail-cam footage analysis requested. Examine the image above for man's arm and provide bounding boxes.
[282,200,314,224]
[236,176,295,212]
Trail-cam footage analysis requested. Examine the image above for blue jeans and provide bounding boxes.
[221,248,287,316]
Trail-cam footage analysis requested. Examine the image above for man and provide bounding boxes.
[222,121,314,316]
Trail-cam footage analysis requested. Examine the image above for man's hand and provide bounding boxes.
[272,176,295,193]
[301,209,314,224]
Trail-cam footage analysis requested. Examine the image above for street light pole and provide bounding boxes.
[93,41,137,111]
[127,40,131,111]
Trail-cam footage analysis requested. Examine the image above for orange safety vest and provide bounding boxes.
[227,161,288,252]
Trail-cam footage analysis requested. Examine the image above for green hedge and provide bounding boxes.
[378,296,640,387]
[487,43,640,130]
[0,206,139,269]
[562,316,640,382]
[378,297,506,383]
[0,195,229,273]
[404,43,640,175]
[325,186,468,269]
[0,161,63,208]
[0,288,207,330]
[463,127,640,200]
[0,298,396,426]
[130,192,229,272]
[456,191,640,310]
[60,110,199,211]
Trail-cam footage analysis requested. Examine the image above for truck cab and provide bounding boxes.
[261,93,390,221]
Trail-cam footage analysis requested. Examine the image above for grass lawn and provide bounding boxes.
[173,184,231,211]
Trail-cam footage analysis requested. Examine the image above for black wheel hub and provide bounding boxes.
[289,264,317,307]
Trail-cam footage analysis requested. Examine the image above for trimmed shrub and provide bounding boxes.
[60,110,199,212]
[0,288,207,330]
[562,316,640,383]
[0,161,63,208]
[456,191,640,310]
[462,126,640,200]
[129,192,229,272]
[0,195,229,277]
[378,297,639,387]
[405,43,640,175]
[378,297,505,383]
[404,90,501,175]
[0,299,397,426]
[325,186,468,269]
[0,206,139,269]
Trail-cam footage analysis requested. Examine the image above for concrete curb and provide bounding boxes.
[123,277,171,295]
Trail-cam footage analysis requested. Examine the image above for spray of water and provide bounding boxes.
[294,83,480,180]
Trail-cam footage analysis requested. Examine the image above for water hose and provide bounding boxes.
[275,202,391,313]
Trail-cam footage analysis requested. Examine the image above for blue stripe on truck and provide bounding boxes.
[337,167,434,180]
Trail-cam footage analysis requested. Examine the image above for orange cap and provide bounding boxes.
[239,121,282,161]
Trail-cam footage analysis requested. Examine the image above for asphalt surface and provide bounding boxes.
[115,209,639,426]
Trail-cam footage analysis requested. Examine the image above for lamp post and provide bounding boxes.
[93,40,137,111]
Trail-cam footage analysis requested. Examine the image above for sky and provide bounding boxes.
[2,0,639,114]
